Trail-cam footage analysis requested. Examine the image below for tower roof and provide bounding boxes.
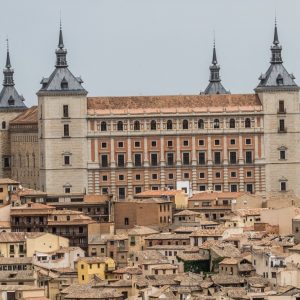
[256,21,299,92]
[0,40,26,109]
[38,24,87,96]
[203,41,229,95]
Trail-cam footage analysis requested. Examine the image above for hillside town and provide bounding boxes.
[1,1,300,299]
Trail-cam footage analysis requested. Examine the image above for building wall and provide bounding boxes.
[38,95,88,194]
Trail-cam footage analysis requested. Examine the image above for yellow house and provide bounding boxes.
[77,257,115,284]
[0,178,19,205]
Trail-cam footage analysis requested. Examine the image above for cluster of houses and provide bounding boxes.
[0,179,300,299]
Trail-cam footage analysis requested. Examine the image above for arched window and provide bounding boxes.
[198,119,204,129]
[167,120,173,130]
[214,119,220,129]
[229,118,235,129]
[100,121,107,131]
[245,118,251,128]
[134,120,140,131]
[1,121,6,130]
[150,120,156,130]
[117,121,123,131]
[182,119,189,130]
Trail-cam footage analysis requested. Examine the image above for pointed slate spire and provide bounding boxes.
[203,38,229,95]
[3,38,14,86]
[270,18,282,64]
[255,19,299,92]
[55,20,68,68]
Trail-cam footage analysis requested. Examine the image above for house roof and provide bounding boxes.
[0,178,20,185]
[189,191,244,201]
[219,258,239,265]
[174,210,200,216]
[127,225,159,236]
[10,106,38,125]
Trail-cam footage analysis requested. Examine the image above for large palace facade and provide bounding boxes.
[1,23,300,199]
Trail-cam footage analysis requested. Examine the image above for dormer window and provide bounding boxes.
[276,74,283,86]
[61,78,68,90]
[8,97,14,106]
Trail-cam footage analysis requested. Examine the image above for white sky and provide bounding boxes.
[0,0,300,106]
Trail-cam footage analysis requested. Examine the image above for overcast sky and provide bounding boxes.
[0,0,300,106]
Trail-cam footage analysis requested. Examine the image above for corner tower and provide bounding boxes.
[0,41,26,178]
[255,21,300,196]
[203,41,229,95]
[37,24,88,194]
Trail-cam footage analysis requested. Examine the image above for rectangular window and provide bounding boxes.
[3,156,10,168]
[101,155,108,167]
[124,217,129,225]
[102,175,108,181]
[134,154,142,167]
[214,184,222,191]
[152,173,158,180]
[118,174,124,181]
[118,141,124,148]
[151,141,157,147]
[101,142,107,148]
[182,152,190,165]
[118,187,126,199]
[167,140,173,147]
[278,100,285,113]
[183,140,189,146]
[245,151,253,164]
[63,105,69,118]
[214,152,221,165]
[214,139,220,146]
[199,185,206,191]
[230,139,236,145]
[230,184,238,192]
[246,184,253,193]
[64,155,70,165]
[280,181,286,192]
[135,174,141,180]
[151,153,158,166]
[117,154,125,167]
[199,172,205,179]
[280,150,286,160]
[183,172,189,179]
[246,171,252,177]
[168,173,174,180]
[279,119,285,132]
[134,141,141,148]
[229,152,237,164]
[198,152,206,165]
[167,153,174,166]
[65,187,71,194]
[230,171,237,178]
[102,187,109,194]
[245,138,251,145]
[215,172,221,178]
[63,124,69,137]
[134,187,142,194]
[198,139,205,146]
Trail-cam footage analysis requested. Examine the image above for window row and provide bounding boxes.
[96,117,254,132]
[99,151,255,167]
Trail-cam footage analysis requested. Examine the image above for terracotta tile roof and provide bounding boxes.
[152,264,178,270]
[190,226,226,237]
[135,190,183,197]
[11,202,55,210]
[0,178,20,185]
[174,210,200,216]
[0,257,32,264]
[235,208,268,217]
[0,232,44,242]
[211,274,245,285]
[113,266,142,275]
[127,225,159,236]
[219,258,239,265]
[76,257,112,264]
[87,94,262,115]
[83,194,111,203]
[10,106,38,125]
[177,252,208,261]
[17,188,47,197]
[190,191,244,201]
[144,233,190,240]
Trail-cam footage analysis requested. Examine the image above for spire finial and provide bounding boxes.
[273,16,279,46]
[58,14,64,49]
[212,32,217,65]
[5,37,11,69]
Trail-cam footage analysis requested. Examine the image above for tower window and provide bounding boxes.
[150,120,157,130]
[279,119,286,132]
[64,155,70,165]
[276,74,283,85]
[63,105,69,118]
[1,121,6,129]
[167,120,173,130]
[278,100,285,113]
[279,150,286,160]
[8,98,15,106]
[117,121,123,131]
[63,124,69,137]
[280,181,287,192]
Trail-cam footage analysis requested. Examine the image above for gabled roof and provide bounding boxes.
[10,106,38,125]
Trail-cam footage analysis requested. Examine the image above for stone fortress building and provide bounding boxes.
[1,22,300,200]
